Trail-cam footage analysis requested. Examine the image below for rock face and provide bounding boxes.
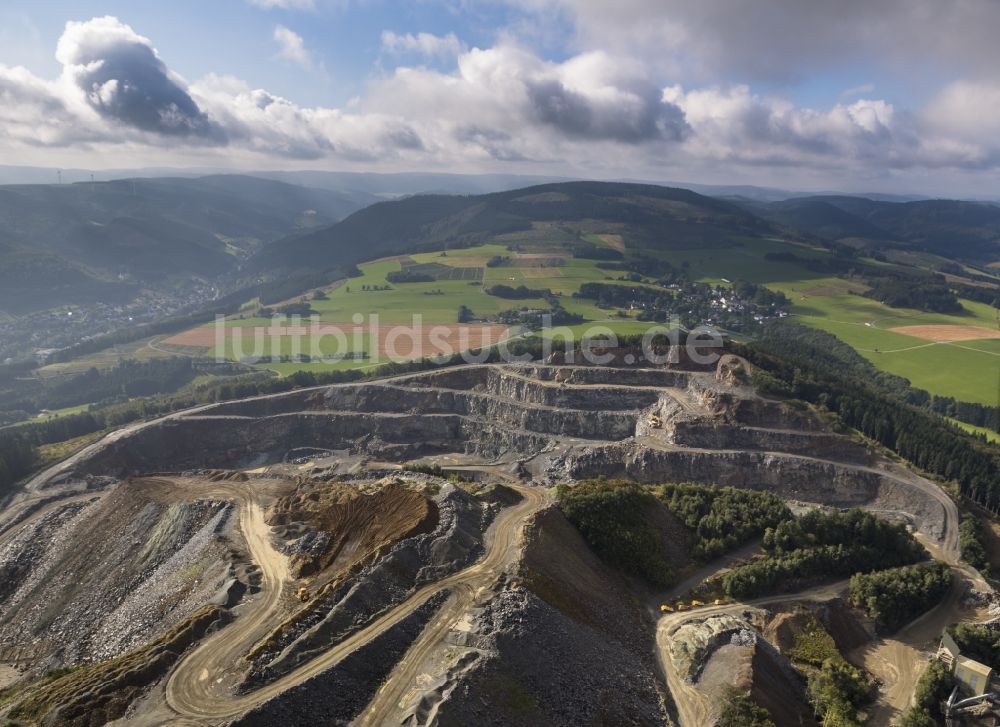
[668,614,756,682]
[559,444,948,541]
[434,508,668,726]
[36,361,948,546]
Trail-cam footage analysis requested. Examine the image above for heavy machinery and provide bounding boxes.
[295,586,310,602]
[659,604,674,613]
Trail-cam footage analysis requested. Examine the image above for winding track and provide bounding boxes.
[164,483,547,723]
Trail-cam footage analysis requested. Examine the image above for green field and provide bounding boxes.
[781,295,1000,405]
[951,419,1000,443]
[202,245,645,373]
[51,231,1000,407]
[663,241,1000,405]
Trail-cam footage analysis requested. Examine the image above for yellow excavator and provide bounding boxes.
[659,604,674,613]
[295,586,310,602]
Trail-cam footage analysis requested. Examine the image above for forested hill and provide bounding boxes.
[244,181,782,277]
[0,175,368,314]
[754,195,1000,262]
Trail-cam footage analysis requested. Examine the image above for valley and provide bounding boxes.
[20,180,997,409]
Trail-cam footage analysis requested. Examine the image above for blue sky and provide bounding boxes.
[1,1,999,195]
[0,2,534,106]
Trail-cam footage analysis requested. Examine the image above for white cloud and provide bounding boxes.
[55,16,223,140]
[924,81,1000,141]
[247,0,316,10]
[273,25,314,69]
[189,73,422,160]
[380,31,464,60]
[6,13,1000,187]
[365,45,688,158]
[662,85,905,167]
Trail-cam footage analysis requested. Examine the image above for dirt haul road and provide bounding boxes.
[854,562,991,725]
[164,484,548,724]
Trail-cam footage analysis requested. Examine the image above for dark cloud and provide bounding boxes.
[548,0,1000,85]
[58,17,224,141]
[526,78,688,144]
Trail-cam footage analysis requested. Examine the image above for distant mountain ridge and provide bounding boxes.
[4,172,1000,318]
[245,180,780,277]
[754,195,1000,261]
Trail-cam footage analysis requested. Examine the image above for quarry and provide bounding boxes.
[0,353,976,725]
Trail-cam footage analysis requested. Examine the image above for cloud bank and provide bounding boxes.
[3,13,1000,186]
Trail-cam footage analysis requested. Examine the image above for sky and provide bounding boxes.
[1,1,1000,195]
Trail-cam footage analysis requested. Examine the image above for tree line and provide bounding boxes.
[485,284,553,299]
[0,431,36,497]
[721,509,926,599]
[0,358,204,423]
[742,323,1000,513]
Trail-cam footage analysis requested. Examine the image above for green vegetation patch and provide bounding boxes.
[897,659,954,727]
[657,482,791,560]
[848,561,951,632]
[788,612,842,668]
[960,512,989,572]
[557,480,672,586]
[722,509,926,599]
[777,609,873,727]
[717,687,775,727]
[806,658,873,727]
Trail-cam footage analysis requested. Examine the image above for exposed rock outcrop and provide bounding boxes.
[30,362,948,549]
